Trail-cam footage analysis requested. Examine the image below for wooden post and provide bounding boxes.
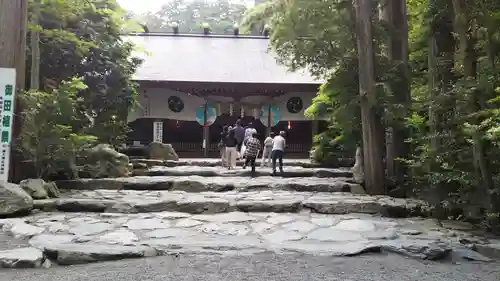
[0,0,28,182]
[203,101,208,157]
[266,103,272,136]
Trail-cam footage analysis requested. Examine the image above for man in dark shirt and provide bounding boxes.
[242,132,261,172]
[219,126,229,167]
[233,119,245,155]
[224,128,238,170]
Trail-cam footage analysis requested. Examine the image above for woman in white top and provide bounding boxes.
[261,132,275,167]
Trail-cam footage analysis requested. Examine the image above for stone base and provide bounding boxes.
[55,176,360,193]
[32,190,429,217]
[140,166,353,178]
[130,158,351,168]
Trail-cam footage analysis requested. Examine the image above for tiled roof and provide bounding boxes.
[123,33,321,84]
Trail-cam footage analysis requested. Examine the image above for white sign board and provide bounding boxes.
[0,68,16,182]
[153,121,163,143]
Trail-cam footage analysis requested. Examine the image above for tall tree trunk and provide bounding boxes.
[452,0,494,208]
[0,0,28,82]
[0,0,28,183]
[427,34,439,167]
[354,0,386,195]
[425,0,456,205]
[427,34,439,155]
[427,7,439,157]
[432,0,454,135]
[380,0,411,193]
[30,0,40,90]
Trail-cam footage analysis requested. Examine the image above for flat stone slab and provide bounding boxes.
[0,211,494,265]
[0,247,48,268]
[142,166,353,178]
[131,158,354,168]
[33,190,428,217]
[55,176,361,193]
[43,242,156,265]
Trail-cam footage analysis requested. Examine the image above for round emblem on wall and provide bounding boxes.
[168,96,184,113]
[259,105,280,127]
[195,104,217,126]
[286,97,303,113]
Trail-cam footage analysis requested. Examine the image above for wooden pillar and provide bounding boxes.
[203,101,208,157]
[266,103,272,136]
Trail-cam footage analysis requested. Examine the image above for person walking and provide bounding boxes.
[261,132,275,167]
[242,132,261,173]
[218,126,229,167]
[233,119,245,158]
[271,131,286,176]
[224,129,238,170]
[240,122,257,158]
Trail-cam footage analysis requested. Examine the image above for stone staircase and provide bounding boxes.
[38,159,424,216]
[1,158,499,268]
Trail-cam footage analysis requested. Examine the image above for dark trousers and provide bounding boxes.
[271,150,284,173]
[244,155,257,172]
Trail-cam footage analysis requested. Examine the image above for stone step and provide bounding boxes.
[56,176,361,193]
[0,211,494,266]
[136,166,353,178]
[130,158,352,168]
[34,190,428,218]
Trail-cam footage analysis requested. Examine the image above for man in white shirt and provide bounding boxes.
[271,131,286,175]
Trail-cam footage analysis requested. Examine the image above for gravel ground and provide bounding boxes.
[1,253,499,281]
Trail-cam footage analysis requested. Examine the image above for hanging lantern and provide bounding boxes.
[171,22,179,34]
[240,106,245,118]
[288,120,292,130]
[233,24,239,36]
[229,103,233,116]
[202,22,210,35]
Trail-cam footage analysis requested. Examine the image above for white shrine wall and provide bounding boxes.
[127,87,327,122]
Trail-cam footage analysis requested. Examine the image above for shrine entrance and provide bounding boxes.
[126,80,324,158]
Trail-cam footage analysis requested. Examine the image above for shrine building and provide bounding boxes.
[124,30,327,158]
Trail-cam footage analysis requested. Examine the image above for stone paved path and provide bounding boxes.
[1,211,497,266]
[1,158,499,268]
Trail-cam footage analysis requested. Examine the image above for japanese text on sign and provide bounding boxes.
[0,68,17,182]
